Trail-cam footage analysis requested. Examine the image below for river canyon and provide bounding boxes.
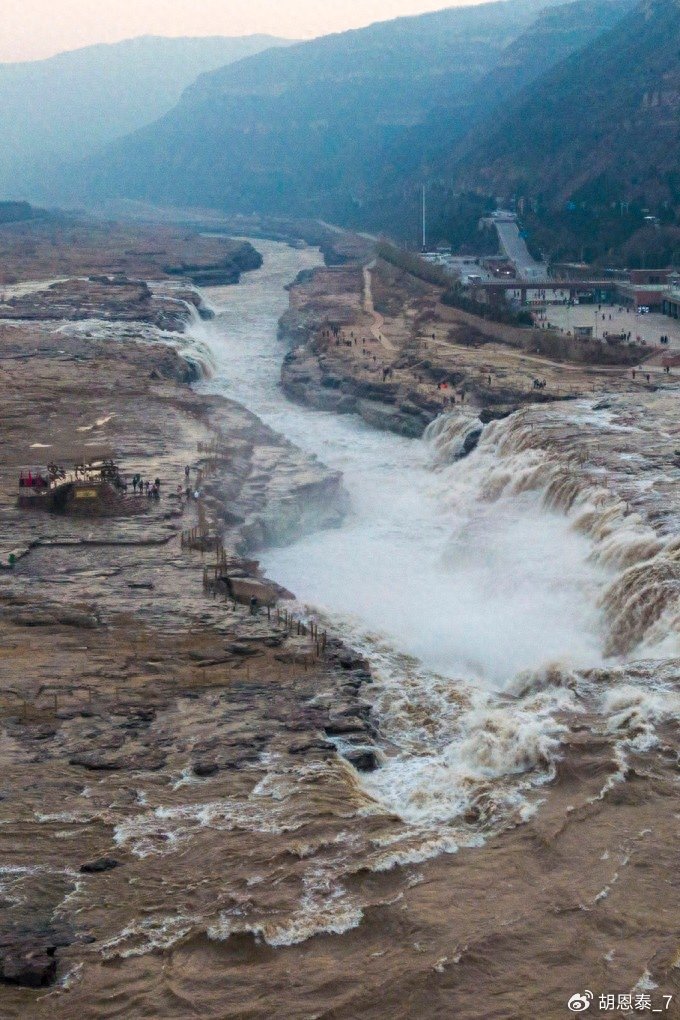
[1,236,678,1019]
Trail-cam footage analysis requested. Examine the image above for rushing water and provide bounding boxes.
[93,235,676,840]
[193,240,607,686]
[181,240,646,826]
[21,239,676,988]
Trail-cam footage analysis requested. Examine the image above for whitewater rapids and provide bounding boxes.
[179,240,679,832]
[38,239,679,986]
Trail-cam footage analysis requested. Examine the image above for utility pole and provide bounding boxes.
[421,184,427,252]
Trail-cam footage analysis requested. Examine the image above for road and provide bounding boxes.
[495,220,548,281]
[363,264,395,352]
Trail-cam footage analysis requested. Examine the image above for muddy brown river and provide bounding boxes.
[10,240,679,1018]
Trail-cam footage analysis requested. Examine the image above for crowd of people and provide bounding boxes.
[18,470,49,489]
[17,458,212,522]
[130,473,162,500]
[18,462,166,500]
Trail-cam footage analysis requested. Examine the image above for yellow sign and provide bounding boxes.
[74,488,98,500]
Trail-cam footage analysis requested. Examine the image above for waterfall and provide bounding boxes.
[182,239,678,829]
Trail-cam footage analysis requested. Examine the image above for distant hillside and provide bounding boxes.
[439,0,636,141]
[450,0,680,261]
[0,201,44,225]
[50,0,571,220]
[358,0,635,240]
[0,34,292,196]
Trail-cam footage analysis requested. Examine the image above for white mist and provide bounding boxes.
[192,240,606,690]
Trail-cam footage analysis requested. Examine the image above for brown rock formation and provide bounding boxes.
[280,256,664,438]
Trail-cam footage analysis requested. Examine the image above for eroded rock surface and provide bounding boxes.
[0,219,677,1020]
[280,257,670,438]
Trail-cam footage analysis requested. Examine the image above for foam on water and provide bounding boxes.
[182,241,677,833]
[189,243,607,687]
[13,243,676,967]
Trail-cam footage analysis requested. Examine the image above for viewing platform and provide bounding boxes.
[16,461,151,516]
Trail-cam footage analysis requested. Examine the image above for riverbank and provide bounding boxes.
[0,217,262,287]
[97,201,376,268]
[280,255,670,438]
[0,224,380,1010]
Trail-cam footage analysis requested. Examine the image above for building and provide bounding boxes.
[616,282,668,311]
[552,266,673,310]
[552,262,597,281]
[662,274,680,319]
[470,279,616,308]
[479,255,515,278]
[627,269,672,286]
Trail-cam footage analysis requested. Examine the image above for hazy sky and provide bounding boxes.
[2,0,488,63]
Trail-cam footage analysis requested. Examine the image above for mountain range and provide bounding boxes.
[0,34,292,196]
[448,0,680,262]
[41,0,573,217]
[25,0,680,264]
[455,0,680,205]
[355,0,638,239]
